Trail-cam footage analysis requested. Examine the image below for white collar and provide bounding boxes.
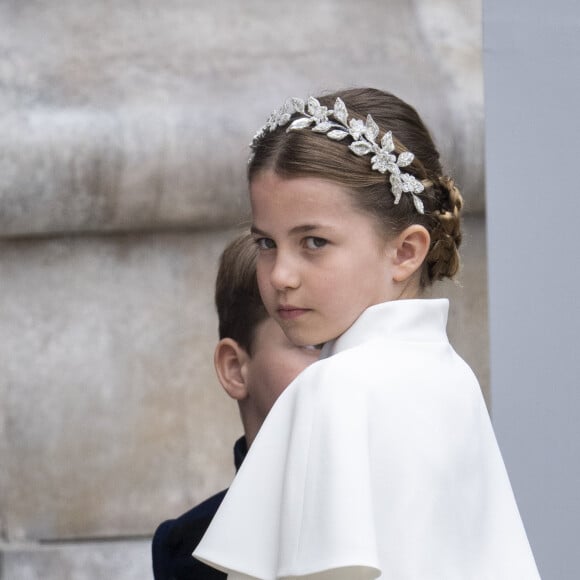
[320,298,450,359]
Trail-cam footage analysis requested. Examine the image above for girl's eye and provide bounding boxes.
[255,237,276,250]
[304,236,327,250]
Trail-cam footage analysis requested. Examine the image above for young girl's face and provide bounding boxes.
[250,171,404,347]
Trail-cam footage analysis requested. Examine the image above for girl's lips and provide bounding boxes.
[278,307,310,320]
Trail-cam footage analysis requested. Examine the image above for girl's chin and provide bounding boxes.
[282,328,333,349]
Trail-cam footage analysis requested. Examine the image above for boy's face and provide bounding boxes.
[245,317,319,423]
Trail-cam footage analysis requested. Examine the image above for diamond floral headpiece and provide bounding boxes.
[251,96,426,214]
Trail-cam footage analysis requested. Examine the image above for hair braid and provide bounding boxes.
[424,176,463,284]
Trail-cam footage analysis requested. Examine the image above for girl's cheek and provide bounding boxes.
[257,267,273,294]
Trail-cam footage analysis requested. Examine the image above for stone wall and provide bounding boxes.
[0,1,485,577]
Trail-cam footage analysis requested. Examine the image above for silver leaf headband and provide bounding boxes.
[251,96,426,214]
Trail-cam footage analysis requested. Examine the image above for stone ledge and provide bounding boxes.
[0,539,152,580]
[0,107,252,238]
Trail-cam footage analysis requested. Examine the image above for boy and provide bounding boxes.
[152,233,319,579]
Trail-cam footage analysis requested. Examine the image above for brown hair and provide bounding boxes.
[215,232,268,354]
[249,87,463,286]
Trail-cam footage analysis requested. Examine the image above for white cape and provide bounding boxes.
[195,299,540,579]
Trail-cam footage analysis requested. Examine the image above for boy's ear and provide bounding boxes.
[391,224,430,283]
[214,338,250,401]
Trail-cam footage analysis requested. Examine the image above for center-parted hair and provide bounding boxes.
[215,232,268,355]
[249,87,463,286]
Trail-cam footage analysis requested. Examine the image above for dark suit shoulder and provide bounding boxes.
[177,489,228,523]
[152,489,228,580]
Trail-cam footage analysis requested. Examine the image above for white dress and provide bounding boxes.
[194,299,540,579]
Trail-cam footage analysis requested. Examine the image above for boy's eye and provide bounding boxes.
[256,237,276,250]
[304,236,327,250]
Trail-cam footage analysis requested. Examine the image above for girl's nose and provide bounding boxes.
[270,254,300,291]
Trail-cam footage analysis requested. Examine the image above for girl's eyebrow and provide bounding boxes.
[250,225,268,236]
[289,224,323,235]
[251,224,326,236]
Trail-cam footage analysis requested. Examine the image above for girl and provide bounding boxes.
[195,88,539,579]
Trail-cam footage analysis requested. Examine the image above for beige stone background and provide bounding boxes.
[0,1,485,578]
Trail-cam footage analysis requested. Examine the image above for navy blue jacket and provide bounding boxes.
[152,437,248,579]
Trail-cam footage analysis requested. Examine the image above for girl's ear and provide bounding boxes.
[213,338,250,401]
[391,224,430,283]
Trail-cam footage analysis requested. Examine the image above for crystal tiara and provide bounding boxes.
[251,96,426,214]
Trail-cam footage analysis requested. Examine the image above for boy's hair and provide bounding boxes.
[215,232,268,355]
